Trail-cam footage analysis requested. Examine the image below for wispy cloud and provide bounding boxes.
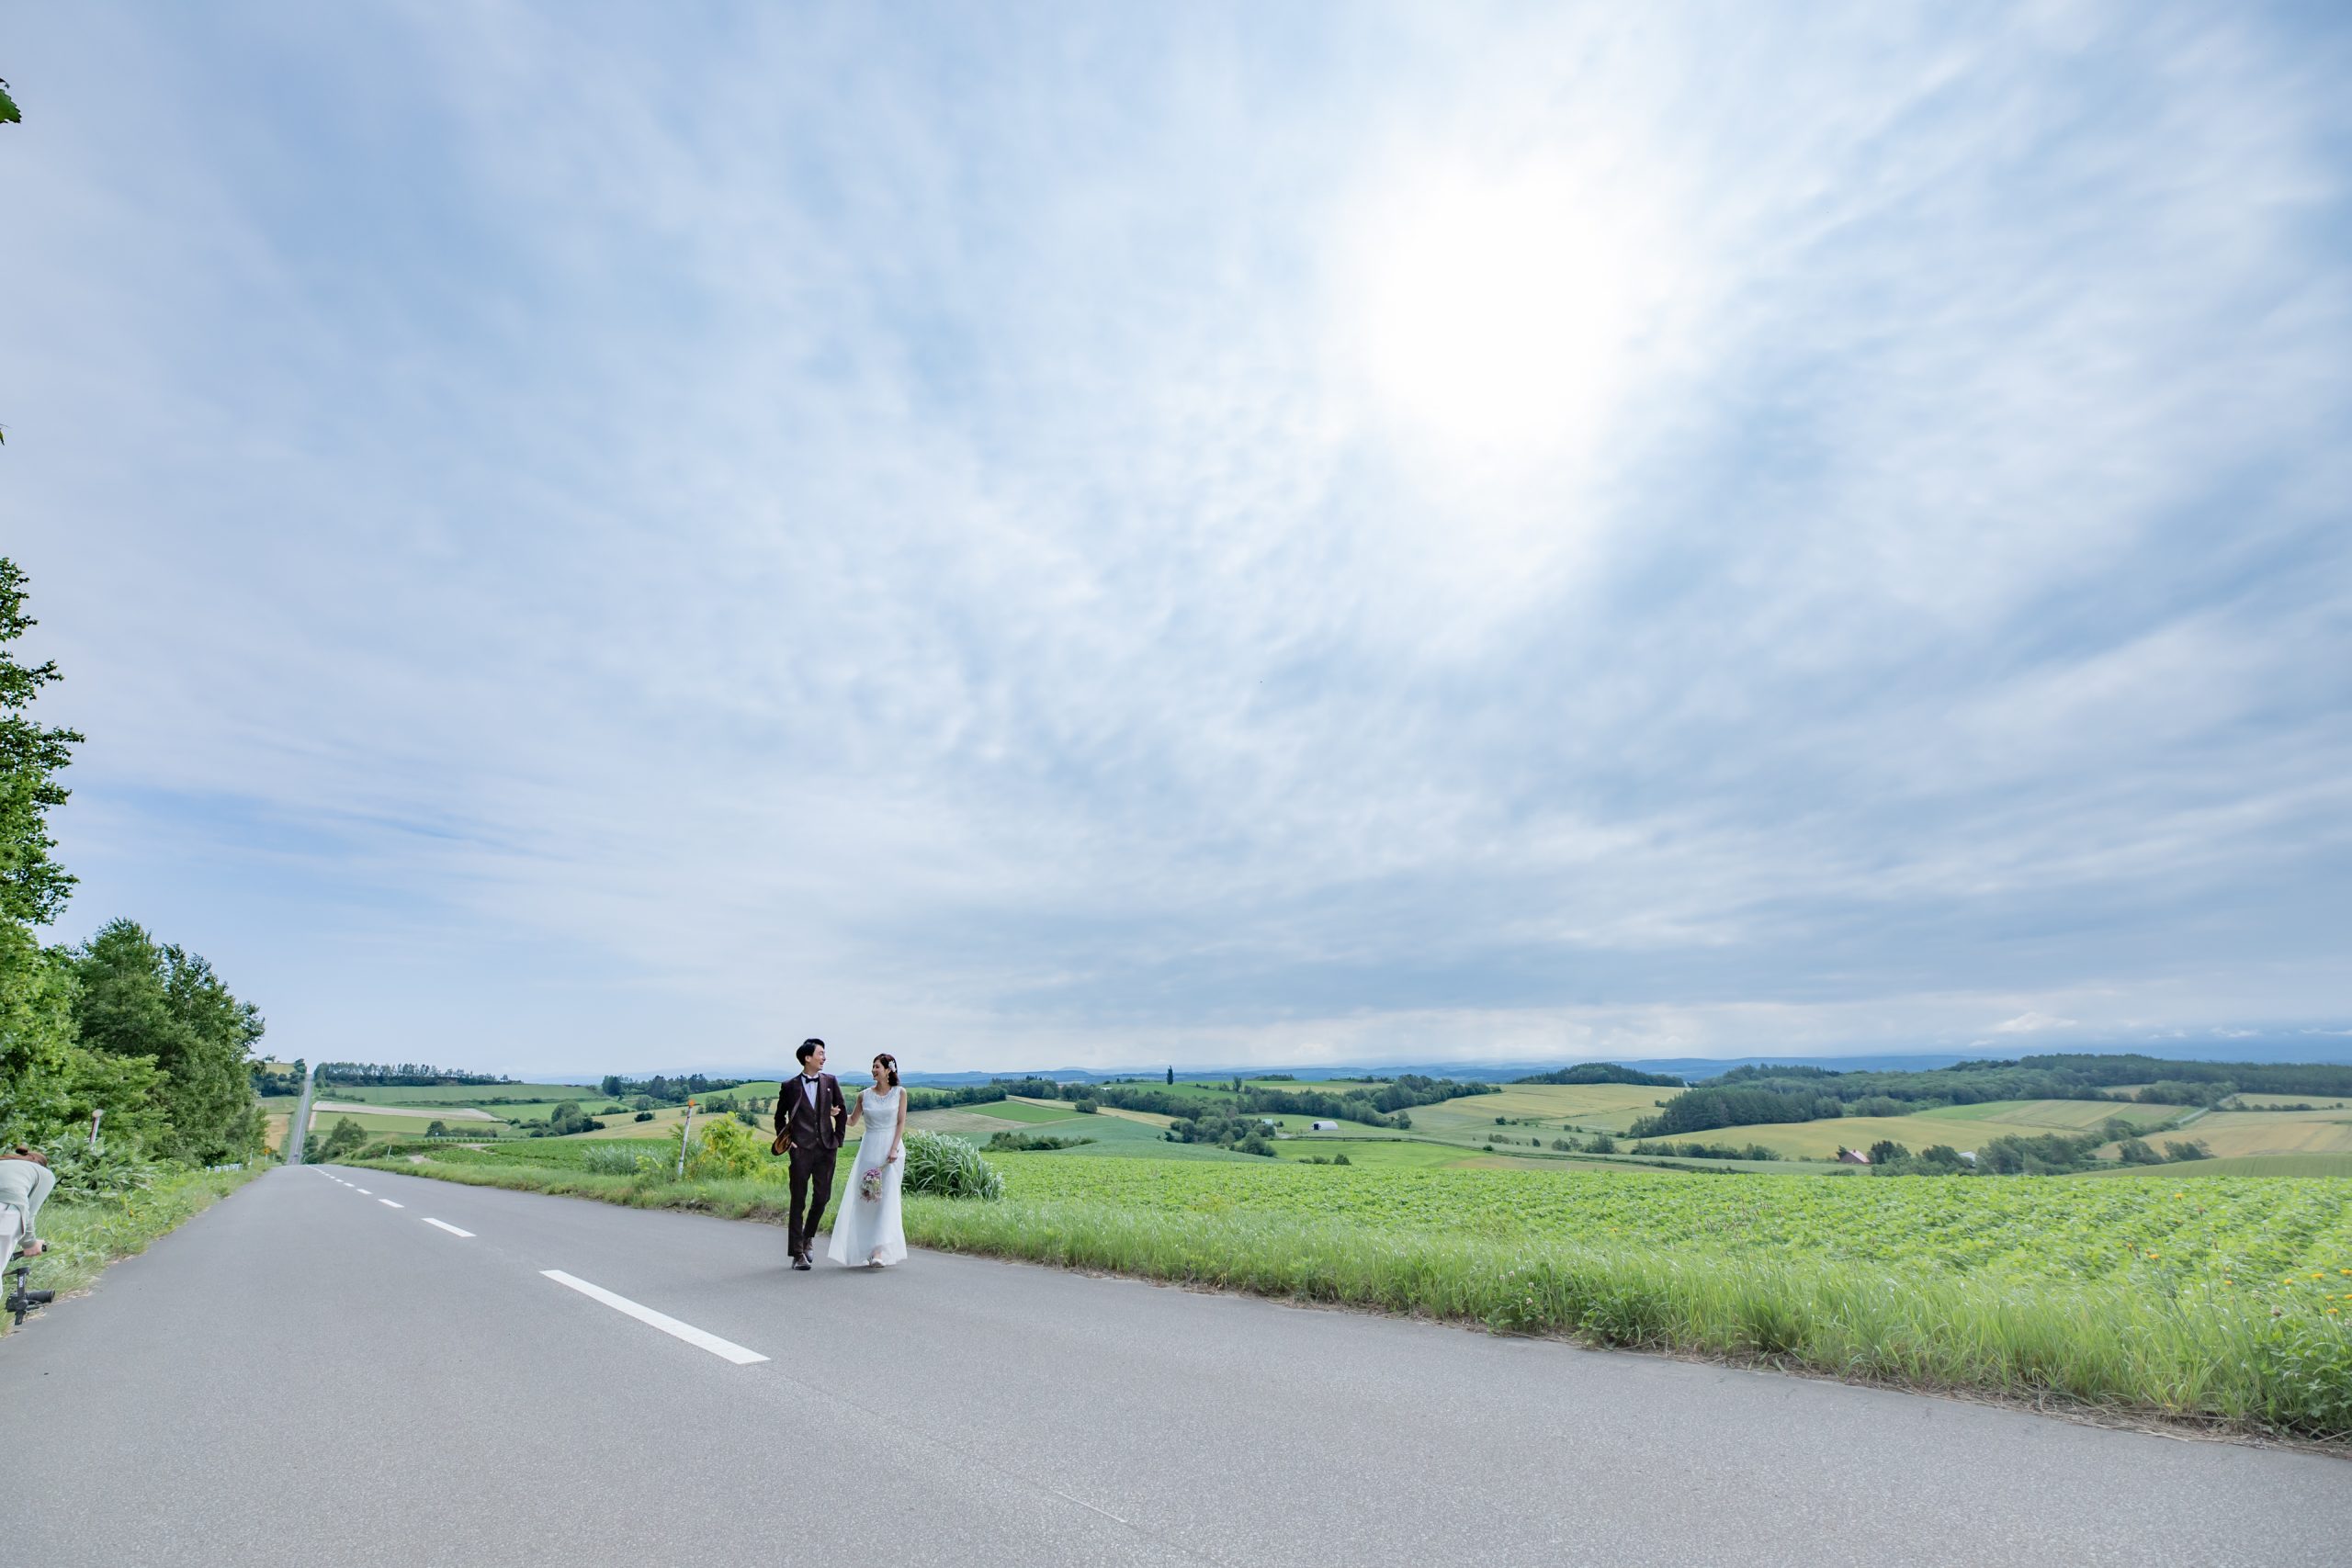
[4,2,2347,1072]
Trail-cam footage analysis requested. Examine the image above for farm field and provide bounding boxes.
[990,1098,1094,1123]
[1656,1100,2191,1162]
[310,1099,498,1121]
[2233,1092,2352,1110]
[1906,1099,2187,1133]
[1407,1084,1679,1141]
[907,1108,1036,1138]
[301,1081,597,1106]
[2075,1153,2352,1179]
[2151,1109,2352,1160]
[1093,1104,1177,1128]
[1275,1138,1511,1169]
[980,1154,2352,1289]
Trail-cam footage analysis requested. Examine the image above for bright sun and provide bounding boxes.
[1341,160,1664,469]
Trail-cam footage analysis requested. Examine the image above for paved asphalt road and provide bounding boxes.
[3,1167,2345,1567]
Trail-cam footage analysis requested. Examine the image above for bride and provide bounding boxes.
[827,1052,908,1269]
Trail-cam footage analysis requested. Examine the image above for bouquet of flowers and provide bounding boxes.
[858,1165,886,1203]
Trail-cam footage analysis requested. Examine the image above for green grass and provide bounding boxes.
[365,1150,2352,1438]
[988,1099,1091,1123]
[1273,1138,1477,1168]
[3,1165,263,1333]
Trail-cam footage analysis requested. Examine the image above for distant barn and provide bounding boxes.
[1310,1120,1340,1132]
[1836,1148,1871,1165]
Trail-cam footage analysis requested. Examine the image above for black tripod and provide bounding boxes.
[6,1248,53,1326]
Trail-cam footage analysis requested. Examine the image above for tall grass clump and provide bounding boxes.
[574,1143,643,1176]
[901,1131,1003,1200]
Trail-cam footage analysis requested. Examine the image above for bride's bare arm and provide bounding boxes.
[845,1093,863,1130]
[889,1093,906,1162]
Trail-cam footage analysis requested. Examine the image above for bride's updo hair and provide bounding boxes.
[871,1053,900,1089]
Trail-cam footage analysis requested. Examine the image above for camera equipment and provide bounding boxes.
[6,1254,54,1326]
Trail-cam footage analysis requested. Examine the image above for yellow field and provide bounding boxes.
[1715,1116,1963,1159]
[2158,1110,2352,1159]
[1413,1084,1679,1138]
[1703,1100,2185,1160]
[906,1108,1034,1137]
[1907,1099,2187,1133]
[2231,1092,2352,1110]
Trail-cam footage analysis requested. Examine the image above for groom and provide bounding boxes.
[775,1037,847,1270]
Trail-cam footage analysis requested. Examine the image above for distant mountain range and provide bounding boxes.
[557,1030,2352,1088]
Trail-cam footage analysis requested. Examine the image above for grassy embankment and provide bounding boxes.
[357,1145,2352,1438]
[3,1165,263,1333]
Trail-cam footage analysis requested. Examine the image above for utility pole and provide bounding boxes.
[676,1099,696,1179]
[287,1062,318,1166]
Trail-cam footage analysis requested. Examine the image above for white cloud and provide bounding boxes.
[4,2,2347,1073]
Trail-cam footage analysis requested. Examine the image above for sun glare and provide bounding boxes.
[1341,162,1664,469]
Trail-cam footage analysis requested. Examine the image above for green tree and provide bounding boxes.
[72,919,266,1163]
[0,561,86,1145]
[0,560,84,927]
[315,1116,365,1162]
[425,1120,448,1138]
[1166,1066,1173,1085]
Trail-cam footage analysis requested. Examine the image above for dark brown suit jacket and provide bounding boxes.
[774,1072,848,1153]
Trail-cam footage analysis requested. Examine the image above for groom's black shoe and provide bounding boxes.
[792,1252,811,1270]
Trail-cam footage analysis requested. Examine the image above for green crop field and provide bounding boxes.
[981,1155,2352,1288]
[1275,1137,1450,1168]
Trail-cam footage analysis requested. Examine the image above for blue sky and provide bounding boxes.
[5,2,2348,1076]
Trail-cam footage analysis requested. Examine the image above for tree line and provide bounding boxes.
[1513,1063,1686,1088]
[0,561,266,1168]
[1630,1053,2352,1138]
[597,1072,748,1104]
[317,1062,516,1087]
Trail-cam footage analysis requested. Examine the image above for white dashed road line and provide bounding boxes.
[354,1189,371,1195]
[379,1199,403,1208]
[539,1270,770,1365]
[422,1219,474,1237]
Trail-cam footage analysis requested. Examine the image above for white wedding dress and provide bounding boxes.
[827,1087,908,1268]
